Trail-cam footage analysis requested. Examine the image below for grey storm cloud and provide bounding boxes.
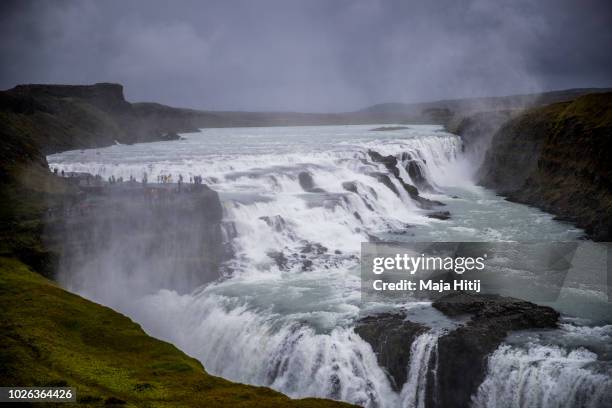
[1,0,611,111]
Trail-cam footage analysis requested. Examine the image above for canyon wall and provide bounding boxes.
[477,93,612,240]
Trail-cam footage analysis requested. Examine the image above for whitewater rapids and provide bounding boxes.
[48,124,610,407]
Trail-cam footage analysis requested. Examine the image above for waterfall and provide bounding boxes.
[399,331,440,408]
[472,344,612,408]
[130,290,400,407]
[473,322,612,408]
[46,125,608,408]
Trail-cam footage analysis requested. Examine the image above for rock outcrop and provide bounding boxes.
[355,294,559,408]
[298,171,326,193]
[10,83,131,112]
[0,83,200,157]
[45,184,229,293]
[426,211,450,220]
[354,313,427,390]
[431,293,559,408]
[367,150,444,209]
[402,153,435,192]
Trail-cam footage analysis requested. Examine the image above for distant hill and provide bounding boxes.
[361,88,612,114]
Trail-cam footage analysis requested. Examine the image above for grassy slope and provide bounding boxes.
[0,257,351,407]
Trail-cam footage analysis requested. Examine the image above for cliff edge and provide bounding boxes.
[478,92,612,240]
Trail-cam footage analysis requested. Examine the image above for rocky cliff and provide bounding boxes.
[478,93,612,240]
[46,183,230,295]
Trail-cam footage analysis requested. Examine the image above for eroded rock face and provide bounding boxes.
[355,313,427,390]
[430,293,559,408]
[46,183,229,294]
[406,159,434,192]
[367,150,444,209]
[370,172,401,197]
[355,294,559,408]
[477,93,612,240]
[11,83,131,112]
[398,152,435,192]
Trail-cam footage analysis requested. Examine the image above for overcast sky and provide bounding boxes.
[1,0,611,111]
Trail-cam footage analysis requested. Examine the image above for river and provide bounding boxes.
[48,124,611,407]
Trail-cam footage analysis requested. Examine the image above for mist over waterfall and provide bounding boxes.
[47,125,610,407]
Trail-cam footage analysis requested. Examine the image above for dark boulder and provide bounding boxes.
[298,171,326,193]
[368,150,443,209]
[368,150,399,172]
[355,313,427,390]
[299,242,328,255]
[342,181,358,193]
[427,211,451,220]
[267,251,289,270]
[406,160,435,192]
[259,215,288,232]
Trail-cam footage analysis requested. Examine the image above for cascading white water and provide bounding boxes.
[48,124,609,408]
[473,345,611,408]
[400,331,440,408]
[472,323,612,408]
[133,290,397,407]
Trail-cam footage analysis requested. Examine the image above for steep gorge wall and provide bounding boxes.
[478,93,612,240]
[46,184,229,296]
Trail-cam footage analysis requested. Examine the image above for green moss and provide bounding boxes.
[0,257,353,407]
[555,92,612,128]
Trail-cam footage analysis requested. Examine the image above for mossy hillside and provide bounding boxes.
[0,116,75,278]
[0,86,128,275]
[0,257,353,407]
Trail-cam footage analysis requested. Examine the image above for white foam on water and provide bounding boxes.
[48,124,606,408]
[472,343,611,408]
